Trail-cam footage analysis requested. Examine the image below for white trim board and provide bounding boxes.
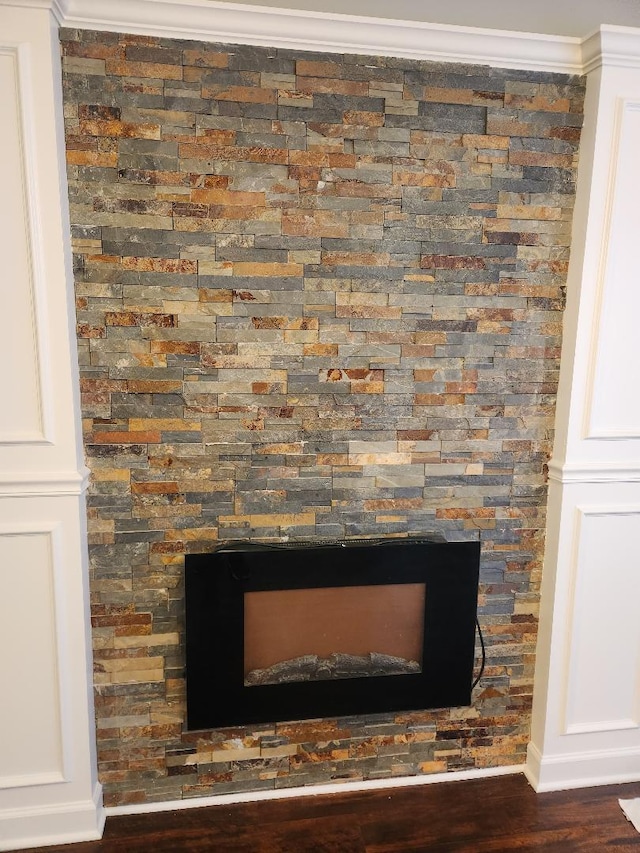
[0,467,91,497]
[107,764,524,817]
[546,460,640,484]
[0,782,105,853]
[526,742,640,793]
[45,0,637,75]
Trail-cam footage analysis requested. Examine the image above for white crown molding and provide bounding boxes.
[5,0,640,74]
[548,459,640,484]
[582,24,640,74]
[0,467,91,497]
[59,0,586,73]
[0,0,66,24]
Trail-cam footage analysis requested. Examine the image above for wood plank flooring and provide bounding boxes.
[17,773,640,852]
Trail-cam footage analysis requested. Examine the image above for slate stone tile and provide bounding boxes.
[63,27,581,807]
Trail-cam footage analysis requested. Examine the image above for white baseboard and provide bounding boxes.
[107,764,524,817]
[0,782,105,852]
[526,741,640,792]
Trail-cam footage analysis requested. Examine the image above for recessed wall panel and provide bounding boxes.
[564,508,640,734]
[587,100,640,438]
[0,529,64,786]
[0,47,45,444]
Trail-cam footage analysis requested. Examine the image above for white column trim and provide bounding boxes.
[583,25,640,74]
[0,467,91,497]
[547,460,640,484]
[0,782,105,853]
[0,4,103,849]
[0,40,55,446]
[526,741,640,792]
[581,97,640,441]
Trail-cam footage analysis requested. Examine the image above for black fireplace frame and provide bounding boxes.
[185,538,480,730]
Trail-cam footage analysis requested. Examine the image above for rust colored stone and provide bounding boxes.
[190,188,265,206]
[150,541,185,554]
[121,257,197,273]
[303,343,339,356]
[363,498,423,510]
[182,49,229,68]
[67,150,118,167]
[77,324,106,338]
[297,77,369,96]
[296,59,344,77]
[105,59,183,79]
[282,210,349,238]
[105,312,177,327]
[131,482,180,494]
[79,119,161,139]
[198,289,233,303]
[398,430,434,440]
[150,341,201,355]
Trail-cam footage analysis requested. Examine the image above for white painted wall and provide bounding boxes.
[1,0,640,847]
[527,28,640,791]
[0,3,104,850]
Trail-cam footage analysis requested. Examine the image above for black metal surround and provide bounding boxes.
[185,538,480,730]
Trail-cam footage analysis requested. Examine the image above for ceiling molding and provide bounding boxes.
[582,25,640,74]
[6,0,640,76]
[59,0,587,73]
[0,0,66,22]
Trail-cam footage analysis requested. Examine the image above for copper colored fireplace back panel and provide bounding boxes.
[244,583,425,683]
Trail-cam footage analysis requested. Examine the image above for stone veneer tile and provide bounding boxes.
[61,27,584,806]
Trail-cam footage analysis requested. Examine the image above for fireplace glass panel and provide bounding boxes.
[244,583,425,686]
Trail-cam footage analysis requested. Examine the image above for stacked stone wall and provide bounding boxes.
[61,28,584,805]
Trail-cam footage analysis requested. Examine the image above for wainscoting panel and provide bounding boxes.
[563,507,640,735]
[0,526,65,789]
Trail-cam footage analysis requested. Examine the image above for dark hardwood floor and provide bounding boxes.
[17,774,640,852]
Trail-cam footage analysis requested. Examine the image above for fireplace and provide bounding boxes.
[185,538,480,729]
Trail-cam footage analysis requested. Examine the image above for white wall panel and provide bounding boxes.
[0,527,65,788]
[0,46,48,444]
[0,6,85,486]
[587,100,640,439]
[0,5,103,849]
[563,508,640,735]
[528,38,640,793]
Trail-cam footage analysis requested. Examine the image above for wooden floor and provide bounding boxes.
[19,774,640,852]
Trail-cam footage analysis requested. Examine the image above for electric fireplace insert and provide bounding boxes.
[185,537,480,730]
